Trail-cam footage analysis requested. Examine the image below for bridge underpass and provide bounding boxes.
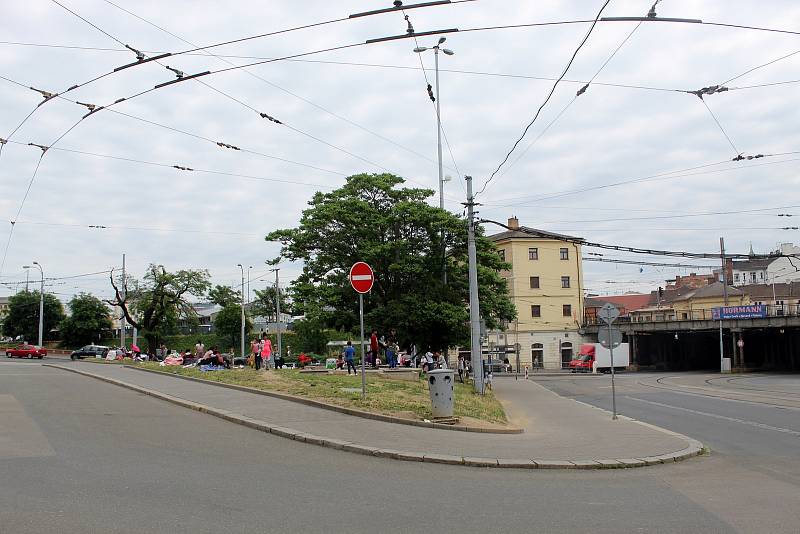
[584,317,800,372]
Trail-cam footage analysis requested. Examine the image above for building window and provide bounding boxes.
[530,276,540,289]
[561,276,570,288]
[528,247,538,260]
[750,272,756,283]
[531,343,543,367]
[560,248,569,260]
[498,249,505,261]
[563,304,572,317]
[734,273,740,282]
[531,305,541,317]
[760,272,764,280]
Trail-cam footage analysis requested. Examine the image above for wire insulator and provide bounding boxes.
[259,113,283,124]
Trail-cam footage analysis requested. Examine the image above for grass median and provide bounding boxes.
[136,363,508,427]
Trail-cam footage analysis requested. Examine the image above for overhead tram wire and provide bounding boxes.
[41,5,386,175]
[480,152,800,207]
[477,0,611,197]
[491,2,657,188]
[101,0,453,175]
[480,219,800,260]
[2,139,338,189]
[52,1,394,177]
[6,41,800,95]
[37,0,470,110]
[401,8,465,194]
[0,73,349,178]
[721,48,800,86]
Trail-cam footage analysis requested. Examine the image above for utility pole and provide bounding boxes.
[271,268,282,363]
[25,268,30,292]
[120,253,126,349]
[465,176,484,393]
[414,38,454,285]
[719,237,728,371]
[237,264,245,363]
[32,262,44,347]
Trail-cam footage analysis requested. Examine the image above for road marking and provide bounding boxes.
[625,396,800,437]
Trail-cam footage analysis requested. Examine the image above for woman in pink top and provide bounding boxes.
[260,338,273,370]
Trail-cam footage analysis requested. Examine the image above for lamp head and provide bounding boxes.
[442,48,455,56]
[438,37,446,45]
[23,265,31,269]
[413,46,427,53]
[32,261,39,266]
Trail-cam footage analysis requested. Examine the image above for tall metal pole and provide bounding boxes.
[33,262,44,347]
[25,269,30,292]
[719,237,727,371]
[120,253,126,349]
[238,264,245,363]
[466,176,484,393]
[359,293,366,399]
[274,269,282,363]
[608,321,617,420]
[434,46,447,285]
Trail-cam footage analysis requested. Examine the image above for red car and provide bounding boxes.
[6,344,47,359]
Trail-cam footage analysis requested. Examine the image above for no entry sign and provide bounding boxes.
[350,262,374,294]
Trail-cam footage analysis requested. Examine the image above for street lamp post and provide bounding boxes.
[414,37,454,284]
[32,262,44,347]
[237,264,245,364]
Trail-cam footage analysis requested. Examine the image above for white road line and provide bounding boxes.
[625,396,800,437]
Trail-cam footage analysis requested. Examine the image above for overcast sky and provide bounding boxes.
[1,0,799,304]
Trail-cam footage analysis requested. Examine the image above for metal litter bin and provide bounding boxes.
[428,369,455,418]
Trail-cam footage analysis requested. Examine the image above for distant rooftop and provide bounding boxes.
[488,217,583,242]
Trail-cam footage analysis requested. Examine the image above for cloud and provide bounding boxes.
[1,0,799,300]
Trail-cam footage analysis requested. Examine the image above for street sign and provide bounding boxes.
[349,262,374,294]
[598,303,620,324]
[598,326,623,349]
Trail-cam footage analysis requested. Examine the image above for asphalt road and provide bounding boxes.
[1,361,798,533]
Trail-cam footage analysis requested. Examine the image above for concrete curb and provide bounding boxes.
[123,364,524,434]
[45,364,703,470]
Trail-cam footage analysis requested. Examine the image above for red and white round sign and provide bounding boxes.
[349,262,374,294]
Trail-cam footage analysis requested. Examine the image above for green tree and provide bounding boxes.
[2,291,65,343]
[60,293,113,347]
[213,305,252,351]
[207,285,241,308]
[109,265,210,352]
[266,173,515,351]
[291,315,329,355]
[250,286,291,321]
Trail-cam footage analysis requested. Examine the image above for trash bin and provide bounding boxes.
[428,368,455,418]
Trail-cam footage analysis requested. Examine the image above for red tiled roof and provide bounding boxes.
[584,294,651,313]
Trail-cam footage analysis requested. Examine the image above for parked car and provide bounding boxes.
[70,345,109,360]
[6,344,47,359]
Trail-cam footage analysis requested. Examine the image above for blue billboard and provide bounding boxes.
[712,305,767,320]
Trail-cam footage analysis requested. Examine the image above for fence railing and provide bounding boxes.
[584,304,800,326]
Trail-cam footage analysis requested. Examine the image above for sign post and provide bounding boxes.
[597,303,621,420]
[350,262,374,400]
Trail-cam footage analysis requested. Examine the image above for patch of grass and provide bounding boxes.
[137,364,507,425]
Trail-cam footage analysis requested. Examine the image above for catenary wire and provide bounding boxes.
[478,0,611,196]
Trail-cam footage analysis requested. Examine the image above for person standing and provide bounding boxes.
[254,338,263,370]
[261,338,273,370]
[369,330,379,369]
[457,356,466,383]
[194,340,205,361]
[343,340,357,375]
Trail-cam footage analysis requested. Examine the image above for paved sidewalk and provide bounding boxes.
[48,363,703,469]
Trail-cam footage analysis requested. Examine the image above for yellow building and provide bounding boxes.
[488,217,587,369]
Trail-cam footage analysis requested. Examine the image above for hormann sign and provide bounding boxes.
[712,305,767,320]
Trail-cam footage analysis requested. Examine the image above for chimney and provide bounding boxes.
[507,216,520,230]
